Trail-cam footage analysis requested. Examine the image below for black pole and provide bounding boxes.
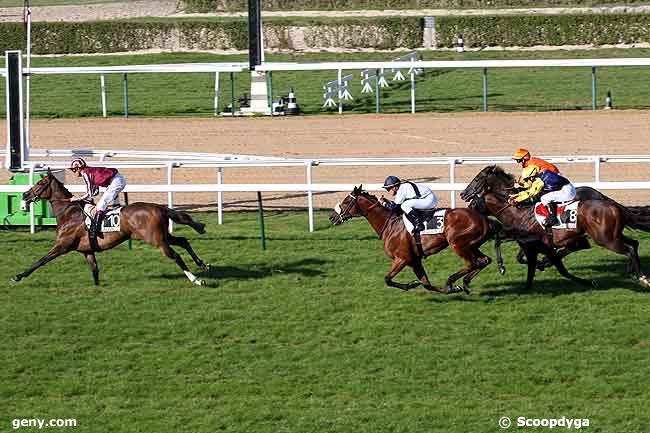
[248,0,262,70]
[257,191,266,251]
[6,51,23,171]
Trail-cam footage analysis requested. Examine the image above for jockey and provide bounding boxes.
[69,158,126,239]
[508,165,576,238]
[512,148,559,188]
[379,175,438,234]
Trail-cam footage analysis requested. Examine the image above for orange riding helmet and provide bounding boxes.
[512,148,531,161]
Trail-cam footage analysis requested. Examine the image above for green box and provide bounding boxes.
[0,172,57,226]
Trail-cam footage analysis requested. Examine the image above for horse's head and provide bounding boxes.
[23,172,55,204]
[460,165,514,203]
[22,170,70,204]
[329,185,379,225]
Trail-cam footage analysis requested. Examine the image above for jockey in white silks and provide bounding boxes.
[379,175,438,234]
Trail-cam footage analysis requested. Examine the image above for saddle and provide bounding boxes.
[402,209,447,235]
[83,204,122,233]
[533,200,579,230]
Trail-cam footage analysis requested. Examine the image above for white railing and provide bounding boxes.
[5,153,650,234]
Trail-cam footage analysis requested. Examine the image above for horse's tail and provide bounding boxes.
[620,204,650,232]
[165,208,206,234]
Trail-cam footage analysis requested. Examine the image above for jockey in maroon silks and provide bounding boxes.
[69,158,126,239]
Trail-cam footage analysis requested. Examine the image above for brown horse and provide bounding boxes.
[329,185,495,294]
[460,165,650,289]
[11,171,210,286]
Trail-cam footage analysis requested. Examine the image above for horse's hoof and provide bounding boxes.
[194,279,206,286]
[463,285,472,295]
[638,275,650,288]
[10,277,19,284]
[498,266,506,276]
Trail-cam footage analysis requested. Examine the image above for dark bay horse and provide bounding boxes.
[11,171,210,286]
[460,165,650,289]
[329,186,495,294]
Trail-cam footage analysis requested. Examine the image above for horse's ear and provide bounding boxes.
[358,184,363,191]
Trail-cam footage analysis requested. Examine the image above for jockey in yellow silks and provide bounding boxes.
[509,165,576,231]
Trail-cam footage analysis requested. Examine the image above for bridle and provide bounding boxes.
[335,191,390,238]
[24,179,51,204]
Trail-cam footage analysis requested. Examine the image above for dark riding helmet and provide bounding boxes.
[383,176,401,190]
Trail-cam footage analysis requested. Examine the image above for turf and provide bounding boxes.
[2,210,650,433]
[2,49,650,117]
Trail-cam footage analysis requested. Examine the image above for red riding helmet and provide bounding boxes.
[70,158,87,171]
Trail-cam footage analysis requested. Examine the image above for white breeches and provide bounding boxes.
[96,174,126,212]
[400,194,438,213]
[540,184,576,205]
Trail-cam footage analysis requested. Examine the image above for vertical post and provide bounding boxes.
[375,69,380,113]
[217,167,223,225]
[123,73,128,118]
[306,161,314,233]
[167,163,174,233]
[410,66,416,114]
[257,191,266,251]
[124,192,132,250]
[449,159,456,209]
[29,165,35,234]
[591,66,597,111]
[594,156,601,183]
[338,68,343,115]
[24,9,31,162]
[100,74,107,117]
[5,51,25,171]
[482,67,488,113]
[213,71,220,116]
[230,72,235,115]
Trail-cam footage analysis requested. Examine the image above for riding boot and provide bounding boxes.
[545,203,557,247]
[89,211,104,242]
[546,202,559,226]
[406,210,424,234]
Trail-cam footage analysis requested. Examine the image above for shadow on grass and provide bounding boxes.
[478,257,650,297]
[155,258,328,282]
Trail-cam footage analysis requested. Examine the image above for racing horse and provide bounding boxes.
[460,165,650,289]
[330,185,496,294]
[11,171,210,286]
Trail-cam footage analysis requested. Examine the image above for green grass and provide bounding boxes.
[2,210,650,433]
[2,49,650,118]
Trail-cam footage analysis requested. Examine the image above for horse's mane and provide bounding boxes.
[486,165,515,183]
[48,172,73,199]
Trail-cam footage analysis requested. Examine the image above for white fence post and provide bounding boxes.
[594,156,601,183]
[217,167,223,224]
[307,161,314,232]
[29,165,35,234]
[214,71,220,116]
[449,159,456,208]
[100,74,107,117]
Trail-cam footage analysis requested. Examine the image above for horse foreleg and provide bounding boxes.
[521,242,539,291]
[167,235,209,270]
[384,259,420,291]
[411,260,446,294]
[12,244,70,283]
[159,243,205,286]
[84,253,100,286]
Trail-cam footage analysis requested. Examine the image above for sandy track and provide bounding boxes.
[2,111,649,210]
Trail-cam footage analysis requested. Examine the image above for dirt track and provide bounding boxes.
[2,111,649,210]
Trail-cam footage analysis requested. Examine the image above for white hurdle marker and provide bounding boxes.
[322,72,353,114]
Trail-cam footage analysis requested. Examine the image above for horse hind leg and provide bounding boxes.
[462,251,492,294]
[159,243,205,286]
[84,253,100,286]
[167,234,210,270]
